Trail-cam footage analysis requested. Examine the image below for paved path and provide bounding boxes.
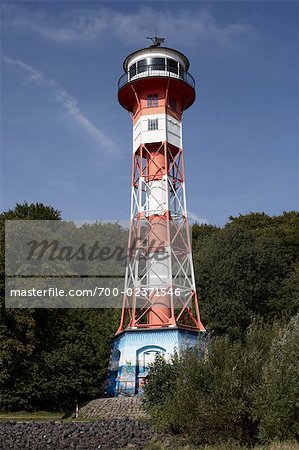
[78,397,148,420]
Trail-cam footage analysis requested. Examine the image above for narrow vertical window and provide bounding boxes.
[169,97,177,111]
[129,63,137,79]
[167,58,178,74]
[147,94,158,107]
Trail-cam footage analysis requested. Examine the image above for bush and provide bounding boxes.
[255,314,299,441]
[143,319,298,445]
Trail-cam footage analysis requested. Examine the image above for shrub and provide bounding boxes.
[255,314,299,441]
[143,320,296,445]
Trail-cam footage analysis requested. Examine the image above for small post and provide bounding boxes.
[75,395,79,418]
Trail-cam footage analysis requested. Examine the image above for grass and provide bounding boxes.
[0,411,64,422]
[0,411,143,423]
[145,441,299,450]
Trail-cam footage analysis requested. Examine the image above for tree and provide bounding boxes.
[193,212,298,337]
[227,211,299,264]
[35,309,120,411]
[1,202,61,221]
[1,202,122,411]
[0,203,62,410]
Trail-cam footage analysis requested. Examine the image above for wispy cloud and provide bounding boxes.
[3,55,118,153]
[2,5,253,50]
[187,210,208,225]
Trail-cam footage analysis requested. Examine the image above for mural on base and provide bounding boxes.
[106,329,206,397]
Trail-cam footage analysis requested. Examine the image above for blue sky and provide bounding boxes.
[1,1,298,226]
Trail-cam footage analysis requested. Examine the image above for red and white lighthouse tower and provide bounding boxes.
[107,39,205,396]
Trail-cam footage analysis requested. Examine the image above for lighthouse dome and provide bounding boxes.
[124,46,190,71]
[121,46,191,84]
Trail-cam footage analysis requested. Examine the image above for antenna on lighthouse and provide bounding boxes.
[146,36,165,47]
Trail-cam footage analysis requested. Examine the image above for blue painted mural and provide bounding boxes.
[106,328,206,397]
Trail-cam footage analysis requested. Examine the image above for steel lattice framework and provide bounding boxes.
[117,141,205,333]
[115,44,205,336]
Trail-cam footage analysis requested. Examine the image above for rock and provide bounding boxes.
[0,418,155,449]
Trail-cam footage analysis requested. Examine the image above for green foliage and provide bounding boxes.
[255,314,299,441]
[143,319,298,445]
[1,202,61,220]
[227,212,299,264]
[0,203,62,410]
[193,212,299,337]
[143,352,179,409]
[0,202,120,411]
[33,309,119,411]
[192,223,220,251]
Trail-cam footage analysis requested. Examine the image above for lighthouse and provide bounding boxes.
[107,38,206,396]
